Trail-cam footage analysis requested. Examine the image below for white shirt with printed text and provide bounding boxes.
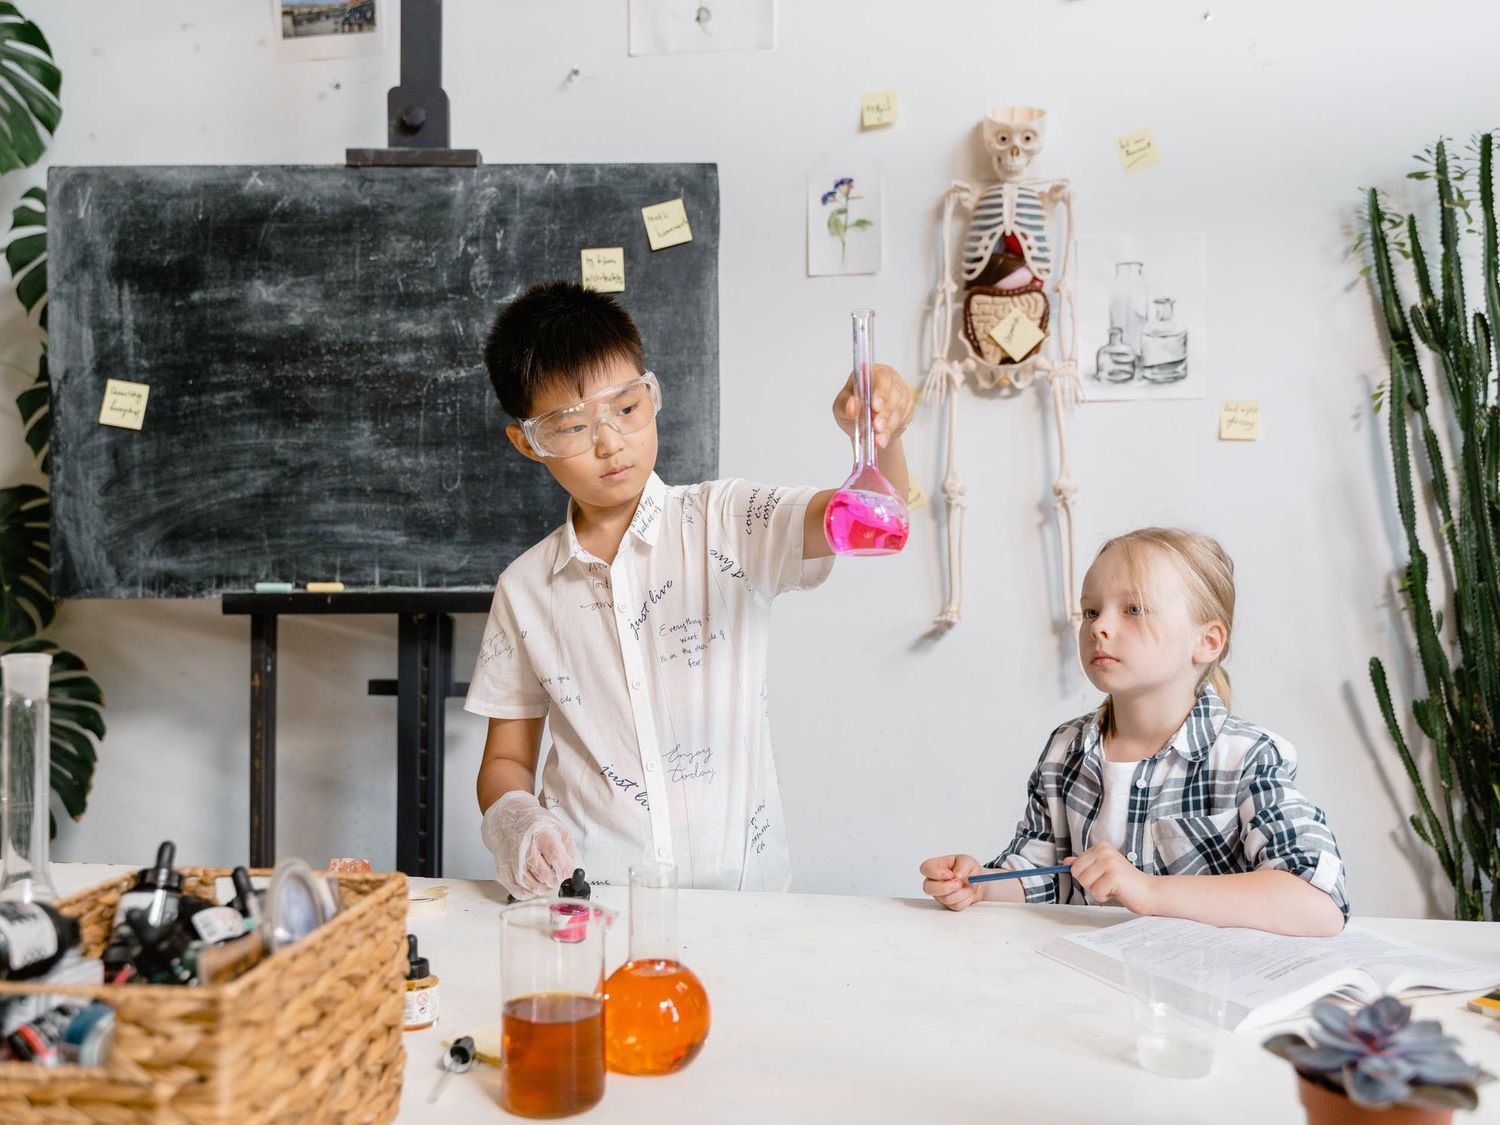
[465,472,833,894]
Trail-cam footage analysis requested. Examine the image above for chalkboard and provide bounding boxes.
[47,163,720,599]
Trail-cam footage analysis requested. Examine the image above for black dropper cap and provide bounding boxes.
[406,934,429,980]
[558,868,590,901]
[135,841,183,893]
[230,866,261,921]
[126,908,191,982]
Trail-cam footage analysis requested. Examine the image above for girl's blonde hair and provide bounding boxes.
[1091,528,1235,738]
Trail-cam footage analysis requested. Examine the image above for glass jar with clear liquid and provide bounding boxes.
[603,862,710,1075]
[1137,297,1188,383]
[1,652,55,904]
[823,308,910,556]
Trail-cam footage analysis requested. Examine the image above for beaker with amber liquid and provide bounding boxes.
[499,898,616,1118]
[603,862,710,1075]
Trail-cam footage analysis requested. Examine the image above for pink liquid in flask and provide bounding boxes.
[824,308,909,557]
[825,487,910,555]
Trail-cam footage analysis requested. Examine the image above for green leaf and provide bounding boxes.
[0,6,61,172]
[1402,1084,1480,1111]
[850,219,874,230]
[5,185,45,328]
[17,347,47,473]
[0,638,104,831]
[0,484,51,641]
[826,211,847,239]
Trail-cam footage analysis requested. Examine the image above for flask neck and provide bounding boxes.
[628,863,679,963]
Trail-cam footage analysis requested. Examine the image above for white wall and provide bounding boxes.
[4,0,1490,918]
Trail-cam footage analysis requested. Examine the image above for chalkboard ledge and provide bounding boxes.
[221,590,494,615]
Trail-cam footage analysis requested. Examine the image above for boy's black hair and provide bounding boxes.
[482,279,646,419]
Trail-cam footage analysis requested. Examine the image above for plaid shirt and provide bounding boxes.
[988,684,1349,920]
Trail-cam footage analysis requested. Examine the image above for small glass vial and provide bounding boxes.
[1094,326,1136,383]
[603,863,710,1075]
[1137,297,1188,383]
[403,934,439,1031]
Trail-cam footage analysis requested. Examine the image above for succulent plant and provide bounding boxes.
[1264,996,1492,1111]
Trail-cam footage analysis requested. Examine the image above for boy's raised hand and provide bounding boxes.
[834,364,915,450]
[920,853,987,911]
[1065,842,1159,914]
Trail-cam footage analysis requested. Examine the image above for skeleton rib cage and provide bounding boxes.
[961,184,1054,282]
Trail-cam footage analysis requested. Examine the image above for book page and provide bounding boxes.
[1040,917,1500,1030]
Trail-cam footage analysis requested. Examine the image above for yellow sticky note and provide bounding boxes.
[641,198,693,251]
[907,481,928,512]
[581,247,625,293]
[98,378,150,430]
[1219,400,1261,441]
[987,309,1046,361]
[861,89,900,128]
[1116,128,1161,174]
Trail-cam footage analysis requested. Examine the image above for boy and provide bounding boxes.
[468,281,914,897]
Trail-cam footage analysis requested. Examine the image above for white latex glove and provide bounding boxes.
[481,791,577,898]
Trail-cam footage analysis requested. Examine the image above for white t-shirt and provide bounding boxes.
[1091,758,1144,853]
[465,472,833,895]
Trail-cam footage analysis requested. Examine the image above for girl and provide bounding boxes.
[920,528,1347,937]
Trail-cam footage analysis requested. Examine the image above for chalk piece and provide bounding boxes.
[1219,400,1261,441]
[98,378,151,430]
[988,309,1046,361]
[1116,127,1161,174]
[254,582,295,593]
[580,247,626,293]
[641,198,693,251]
[306,581,345,593]
[861,89,900,128]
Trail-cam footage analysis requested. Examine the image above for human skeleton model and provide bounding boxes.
[922,106,1081,632]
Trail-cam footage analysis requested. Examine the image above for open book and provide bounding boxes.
[1042,916,1500,1031]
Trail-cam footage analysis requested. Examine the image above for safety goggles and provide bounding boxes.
[520,371,661,459]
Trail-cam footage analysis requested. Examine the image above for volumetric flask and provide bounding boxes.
[824,308,910,556]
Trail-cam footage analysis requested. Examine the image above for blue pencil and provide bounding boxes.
[966,864,1071,884]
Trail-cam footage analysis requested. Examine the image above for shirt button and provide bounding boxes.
[646,761,656,772]
[617,603,628,616]
[656,846,668,859]
[1135,778,1147,789]
[631,679,642,691]
[1127,851,1138,863]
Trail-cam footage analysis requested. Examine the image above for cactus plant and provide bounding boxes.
[1265,997,1489,1112]
[1365,132,1500,922]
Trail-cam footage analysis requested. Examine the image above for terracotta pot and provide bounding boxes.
[1298,1076,1455,1125]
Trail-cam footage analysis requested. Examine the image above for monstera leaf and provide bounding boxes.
[0,637,103,836]
[7,184,44,327]
[0,5,60,174]
[16,346,46,472]
[0,483,50,641]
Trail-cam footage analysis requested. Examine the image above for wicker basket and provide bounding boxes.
[0,867,408,1124]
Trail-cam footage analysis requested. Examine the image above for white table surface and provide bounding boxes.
[54,865,1500,1124]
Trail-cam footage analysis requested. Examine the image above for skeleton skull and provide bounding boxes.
[982,106,1046,182]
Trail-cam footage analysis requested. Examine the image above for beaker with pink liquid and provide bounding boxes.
[823,308,910,556]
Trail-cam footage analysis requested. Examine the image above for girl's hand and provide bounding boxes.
[1065,843,1159,915]
[920,853,986,911]
[834,364,915,449]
